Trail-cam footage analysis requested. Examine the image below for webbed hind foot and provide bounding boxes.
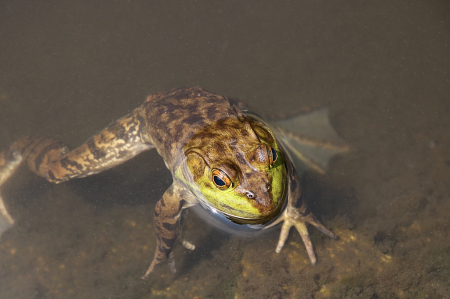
[267,202,336,265]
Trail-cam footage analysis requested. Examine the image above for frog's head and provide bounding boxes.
[180,116,287,224]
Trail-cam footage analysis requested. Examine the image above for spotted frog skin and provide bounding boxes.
[0,87,340,279]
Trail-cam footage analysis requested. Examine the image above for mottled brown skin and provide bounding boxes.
[0,87,337,280]
[140,88,245,170]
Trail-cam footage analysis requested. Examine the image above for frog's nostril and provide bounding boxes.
[246,191,255,199]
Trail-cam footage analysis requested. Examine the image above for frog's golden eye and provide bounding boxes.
[212,169,232,189]
[268,147,278,166]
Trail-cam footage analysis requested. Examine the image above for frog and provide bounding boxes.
[0,87,348,279]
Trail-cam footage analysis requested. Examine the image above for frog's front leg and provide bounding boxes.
[142,182,196,280]
[267,160,336,264]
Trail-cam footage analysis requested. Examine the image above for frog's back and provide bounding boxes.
[140,87,242,170]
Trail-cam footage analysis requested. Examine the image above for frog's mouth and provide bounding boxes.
[199,168,289,226]
[222,192,287,225]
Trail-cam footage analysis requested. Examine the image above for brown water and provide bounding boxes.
[0,1,449,298]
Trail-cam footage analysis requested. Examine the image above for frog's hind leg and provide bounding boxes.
[0,149,24,232]
[275,107,349,175]
[1,114,153,184]
[0,109,153,235]
[0,136,68,235]
[30,111,154,183]
[0,135,81,236]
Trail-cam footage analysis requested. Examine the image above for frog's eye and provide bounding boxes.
[268,147,278,166]
[212,169,232,189]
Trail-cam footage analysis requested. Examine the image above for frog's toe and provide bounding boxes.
[0,193,15,236]
[167,251,177,274]
[274,205,336,265]
[275,214,317,265]
[141,251,178,280]
[293,219,317,265]
[275,219,291,253]
[0,150,22,237]
[180,239,195,250]
[304,212,337,240]
[142,239,194,279]
[141,260,157,280]
[0,150,22,185]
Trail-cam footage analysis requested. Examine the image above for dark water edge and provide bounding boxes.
[1,1,449,298]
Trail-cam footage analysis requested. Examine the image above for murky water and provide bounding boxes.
[1,1,449,298]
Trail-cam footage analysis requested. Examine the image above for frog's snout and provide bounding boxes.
[245,183,273,210]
